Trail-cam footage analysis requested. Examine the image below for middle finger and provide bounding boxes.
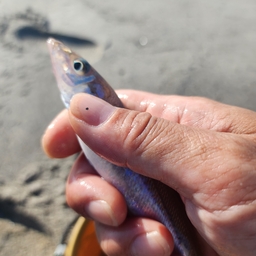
[66,153,127,226]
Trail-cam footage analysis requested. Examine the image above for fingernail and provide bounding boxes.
[85,200,118,226]
[70,94,115,126]
[131,231,170,256]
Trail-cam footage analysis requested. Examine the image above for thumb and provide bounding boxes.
[68,93,227,197]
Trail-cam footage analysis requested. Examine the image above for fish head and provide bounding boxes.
[47,38,123,108]
[47,38,100,107]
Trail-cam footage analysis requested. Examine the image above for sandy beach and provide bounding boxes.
[0,1,256,255]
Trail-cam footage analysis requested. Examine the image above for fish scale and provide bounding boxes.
[47,38,201,256]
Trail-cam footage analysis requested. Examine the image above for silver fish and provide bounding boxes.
[47,38,201,256]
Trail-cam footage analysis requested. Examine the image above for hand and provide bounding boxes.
[42,90,256,256]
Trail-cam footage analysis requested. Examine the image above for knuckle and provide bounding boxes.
[120,111,168,158]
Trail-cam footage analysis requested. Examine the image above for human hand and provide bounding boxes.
[42,90,256,256]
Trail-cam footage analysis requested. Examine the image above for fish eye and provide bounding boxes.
[73,59,91,74]
[73,60,84,71]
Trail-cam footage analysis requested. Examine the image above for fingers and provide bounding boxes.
[43,91,256,256]
[66,153,175,256]
[117,89,172,112]
[66,153,127,226]
[42,109,81,158]
[67,94,219,194]
[117,90,256,134]
[68,93,256,199]
[95,218,174,256]
[42,91,256,159]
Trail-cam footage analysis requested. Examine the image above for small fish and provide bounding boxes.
[47,38,201,256]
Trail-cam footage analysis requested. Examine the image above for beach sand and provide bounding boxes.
[0,1,256,255]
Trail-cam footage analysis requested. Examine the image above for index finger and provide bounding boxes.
[42,109,81,158]
[117,89,256,135]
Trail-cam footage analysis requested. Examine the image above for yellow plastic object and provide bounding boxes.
[65,217,106,256]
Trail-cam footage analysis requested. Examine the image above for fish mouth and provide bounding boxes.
[47,38,72,54]
[47,37,76,81]
[47,38,95,108]
[47,38,74,107]
[47,37,59,48]
[47,37,73,69]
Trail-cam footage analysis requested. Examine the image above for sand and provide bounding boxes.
[0,1,256,255]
